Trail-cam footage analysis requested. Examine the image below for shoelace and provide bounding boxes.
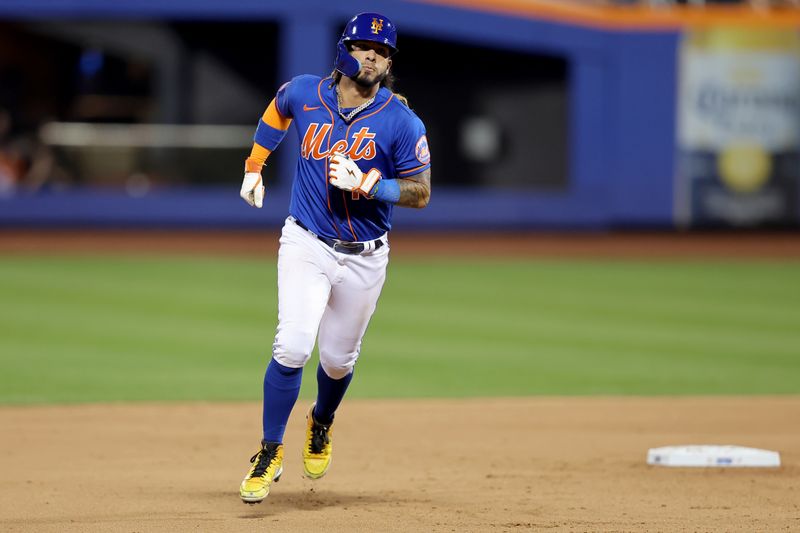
[309,422,331,454]
[249,445,277,478]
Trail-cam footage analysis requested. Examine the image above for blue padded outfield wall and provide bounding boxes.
[0,1,796,229]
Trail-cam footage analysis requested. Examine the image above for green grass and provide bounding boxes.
[0,255,798,403]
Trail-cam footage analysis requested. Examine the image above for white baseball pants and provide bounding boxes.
[271,217,389,379]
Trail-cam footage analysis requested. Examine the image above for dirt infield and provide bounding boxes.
[1,229,800,258]
[1,397,798,532]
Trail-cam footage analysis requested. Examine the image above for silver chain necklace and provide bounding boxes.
[336,85,376,122]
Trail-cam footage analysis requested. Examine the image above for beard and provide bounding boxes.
[351,68,388,88]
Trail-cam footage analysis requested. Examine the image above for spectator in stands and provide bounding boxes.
[0,105,73,196]
[0,107,24,196]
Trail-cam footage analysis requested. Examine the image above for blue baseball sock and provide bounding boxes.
[313,363,353,425]
[262,358,303,443]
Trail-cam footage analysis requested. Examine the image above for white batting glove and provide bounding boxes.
[329,152,381,196]
[240,172,264,208]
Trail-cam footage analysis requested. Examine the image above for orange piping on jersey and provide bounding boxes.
[317,78,343,239]
[343,194,357,241]
[262,100,292,131]
[341,191,359,241]
[398,163,430,176]
[346,94,395,135]
[340,93,395,241]
[344,93,395,146]
[411,0,800,30]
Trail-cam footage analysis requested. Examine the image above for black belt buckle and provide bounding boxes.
[332,240,365,255]
[292,217,383,255]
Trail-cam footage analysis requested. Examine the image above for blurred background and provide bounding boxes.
[1,0,798,230]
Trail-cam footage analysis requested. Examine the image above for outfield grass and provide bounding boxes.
[0,255,798,403]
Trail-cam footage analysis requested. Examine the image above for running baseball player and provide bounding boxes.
[238,12,431,504]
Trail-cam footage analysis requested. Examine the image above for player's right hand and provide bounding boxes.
[240,172,264,208]
[329,152,381,197]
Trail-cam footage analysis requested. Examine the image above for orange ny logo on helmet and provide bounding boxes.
[371,18,384,34]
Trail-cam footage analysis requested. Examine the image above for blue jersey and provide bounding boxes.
[274,75,430,242]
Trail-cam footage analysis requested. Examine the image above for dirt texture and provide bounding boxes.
[1,397,798,532]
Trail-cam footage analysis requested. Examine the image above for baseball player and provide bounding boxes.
[238,12,431,504]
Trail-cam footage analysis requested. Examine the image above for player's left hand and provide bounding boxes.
[329,152,381,197]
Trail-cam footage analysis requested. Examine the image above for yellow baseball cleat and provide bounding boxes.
[240,441,284,504]
[302,404,334,479]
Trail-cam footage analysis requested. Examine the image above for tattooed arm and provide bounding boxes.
[397,168,431,209]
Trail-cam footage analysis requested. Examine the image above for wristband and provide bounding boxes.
[254,119,288,151]
[370,178,401,204]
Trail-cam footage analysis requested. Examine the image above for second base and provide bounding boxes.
[647,445,780,467]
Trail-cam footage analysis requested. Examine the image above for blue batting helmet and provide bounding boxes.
[340,12,398,55]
